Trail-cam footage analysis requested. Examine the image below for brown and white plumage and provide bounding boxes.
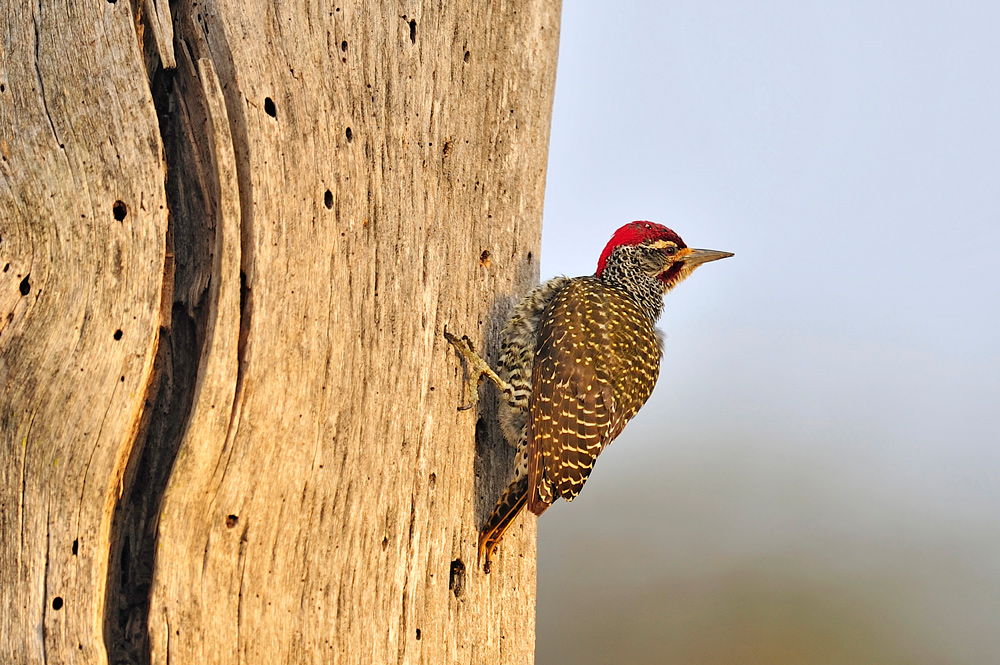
[446,221,732,571]
[525,277,661,513]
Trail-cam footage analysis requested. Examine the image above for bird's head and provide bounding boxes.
[595,221,733,293]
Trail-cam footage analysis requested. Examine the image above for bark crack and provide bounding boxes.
[18,412,36,573]
[41,499,50,665]
[101,54,198,665]
[32,0,61,148]
[103,4,254,660]
[236,522,250,659]
[78,380,118,530]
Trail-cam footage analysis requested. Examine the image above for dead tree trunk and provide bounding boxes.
[0,1,560,663]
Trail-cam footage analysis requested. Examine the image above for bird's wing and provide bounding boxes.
[526,279,661,514]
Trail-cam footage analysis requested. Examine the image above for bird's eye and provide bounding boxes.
[664,246,677,255]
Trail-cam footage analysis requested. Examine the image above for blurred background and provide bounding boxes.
[535,2,1000,663]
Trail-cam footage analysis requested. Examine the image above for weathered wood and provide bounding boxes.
[0,2,168,663]
[2,0,559,663]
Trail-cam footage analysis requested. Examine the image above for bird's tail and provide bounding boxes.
[478,476,529,573]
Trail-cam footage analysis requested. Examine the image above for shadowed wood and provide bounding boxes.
[1,1,560,664]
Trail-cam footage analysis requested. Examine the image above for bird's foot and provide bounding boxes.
[444,331,516,411]
[445,331,490,410]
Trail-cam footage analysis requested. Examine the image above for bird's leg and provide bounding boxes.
[444,331,516,410]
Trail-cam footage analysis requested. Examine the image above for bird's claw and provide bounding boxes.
[445,330,487,411]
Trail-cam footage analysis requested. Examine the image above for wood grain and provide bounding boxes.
[0,2,168,663]
[1,1,559,663]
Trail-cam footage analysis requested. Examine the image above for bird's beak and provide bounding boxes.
[676,247,734,266]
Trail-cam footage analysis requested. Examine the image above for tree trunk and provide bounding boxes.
[0,1,560,663]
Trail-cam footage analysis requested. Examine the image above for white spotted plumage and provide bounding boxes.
[448,221,732,571]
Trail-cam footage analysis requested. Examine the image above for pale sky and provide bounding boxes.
[537,2,1000,662]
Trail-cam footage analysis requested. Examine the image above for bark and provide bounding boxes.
[0,1,560,663]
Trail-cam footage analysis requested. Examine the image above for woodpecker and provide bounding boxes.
[446,221,732,571]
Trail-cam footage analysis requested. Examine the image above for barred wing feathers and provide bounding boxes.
[526,277,662,515]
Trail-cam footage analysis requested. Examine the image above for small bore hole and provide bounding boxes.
[19,275,30,296]
[52,597,64,610]
[415,629,421,640]
[72,539,79,555]
[226,515,238,528]
[409,19,417,44]
[113,329,123,341]
[479,250,491,267]
[341,40,348,52]
[345,127,353,142]
[112,200,127,221]
[464,51,470,63]
[264,97,276,117]
[324,190,333,209]
[449,559,466,598]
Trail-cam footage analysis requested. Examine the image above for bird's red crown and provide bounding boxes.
[595,221,686,276]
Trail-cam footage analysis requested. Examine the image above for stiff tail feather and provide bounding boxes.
[478,477,529,573]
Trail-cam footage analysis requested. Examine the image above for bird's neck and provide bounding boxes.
[597,260,664,322]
